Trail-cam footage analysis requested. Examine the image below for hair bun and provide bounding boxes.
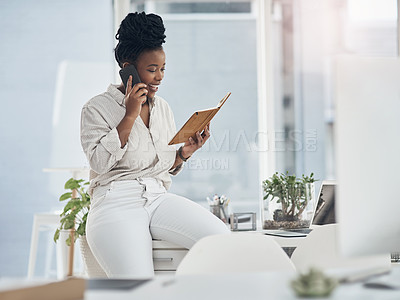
[116,12,166,49]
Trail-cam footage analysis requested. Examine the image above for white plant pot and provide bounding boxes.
[79,235,107,278]
[56,230,71,279]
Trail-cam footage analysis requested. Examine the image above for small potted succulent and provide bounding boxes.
[54,178,106,277]
[291,268,337,297]
[262,172,316,229]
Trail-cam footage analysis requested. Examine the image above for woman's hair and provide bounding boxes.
[114,12,166,67]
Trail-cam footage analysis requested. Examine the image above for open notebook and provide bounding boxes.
[168,92,231,145]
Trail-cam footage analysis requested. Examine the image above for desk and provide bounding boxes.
[235,229,306,248]
[152,240,188,274]
[152,232,303,274]
[233,230,305,258]
[85,266,400,300]
[268,234,305,248]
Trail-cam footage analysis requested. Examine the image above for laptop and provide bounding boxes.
[263,181,336,237]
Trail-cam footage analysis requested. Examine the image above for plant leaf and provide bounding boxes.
[66,235,71,246]
[64,178,81,190]
[53,228,60,243]
[59,192,72,201]
[64,219,75,230]
[76,223,85,236]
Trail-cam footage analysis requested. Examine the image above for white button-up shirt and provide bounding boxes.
[80,84,182,195]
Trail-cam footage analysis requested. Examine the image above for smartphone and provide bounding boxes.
[119,64,141,89]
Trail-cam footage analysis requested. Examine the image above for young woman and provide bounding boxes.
[80,12,230,278]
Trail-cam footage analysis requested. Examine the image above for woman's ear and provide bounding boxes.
[122,62,130,68]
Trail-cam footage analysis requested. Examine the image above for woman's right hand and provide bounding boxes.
[124,75,148,119]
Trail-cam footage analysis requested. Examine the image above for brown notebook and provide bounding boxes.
[168,92,231,145]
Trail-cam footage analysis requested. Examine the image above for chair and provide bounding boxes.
[28,211,102,279]
[291,224,391,274]
[175,233,296,275]
[28,212,62,278]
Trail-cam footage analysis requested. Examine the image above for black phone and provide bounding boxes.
[119,64,141,89]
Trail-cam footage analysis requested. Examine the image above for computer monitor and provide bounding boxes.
[335,56,400,257]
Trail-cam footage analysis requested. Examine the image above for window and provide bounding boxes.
[136,2,252,14]
[270,0,398,184]
[118,0,399,213]
[124,1,260,212]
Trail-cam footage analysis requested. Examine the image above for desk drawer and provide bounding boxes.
[153,250,188,271]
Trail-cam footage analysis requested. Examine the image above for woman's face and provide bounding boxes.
[135,48,166,99]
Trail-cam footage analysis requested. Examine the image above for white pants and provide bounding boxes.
[87,178,230,278]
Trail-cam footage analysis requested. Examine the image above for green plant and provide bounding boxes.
[291,268,337,297]
[262,172,316,221]
[53,178,90,246]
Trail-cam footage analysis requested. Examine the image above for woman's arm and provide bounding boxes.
[81,76,148,174]
[116,115,137,148]
[81,106,127,175]
[169,123,211,170]
[117,76,148,147]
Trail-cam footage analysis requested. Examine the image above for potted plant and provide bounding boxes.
[54,178,106,277]
[262,172,316,229]
[54,178,90,246]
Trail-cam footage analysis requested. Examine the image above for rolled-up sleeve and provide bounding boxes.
[81,105,127,175]
[166,104,185,176]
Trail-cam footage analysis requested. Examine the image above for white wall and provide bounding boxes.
[0,0,113,277]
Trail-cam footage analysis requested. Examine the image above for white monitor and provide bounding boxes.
[335,56,400,257]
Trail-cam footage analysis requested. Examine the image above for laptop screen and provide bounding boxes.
[312,183,336,225]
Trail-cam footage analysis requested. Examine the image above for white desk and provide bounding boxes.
[85,266,400,300]
[152,240,188,274]
[152,232,303,274]
[267,235,305,248]
[235,229,306,247]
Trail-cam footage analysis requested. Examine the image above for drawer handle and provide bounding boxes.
[153,257,173,262]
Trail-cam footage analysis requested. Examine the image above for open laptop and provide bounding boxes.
[263,181,336,237]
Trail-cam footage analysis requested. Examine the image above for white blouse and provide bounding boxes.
[80,84,182,196]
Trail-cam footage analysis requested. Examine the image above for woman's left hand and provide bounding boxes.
[181,123,211,159]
